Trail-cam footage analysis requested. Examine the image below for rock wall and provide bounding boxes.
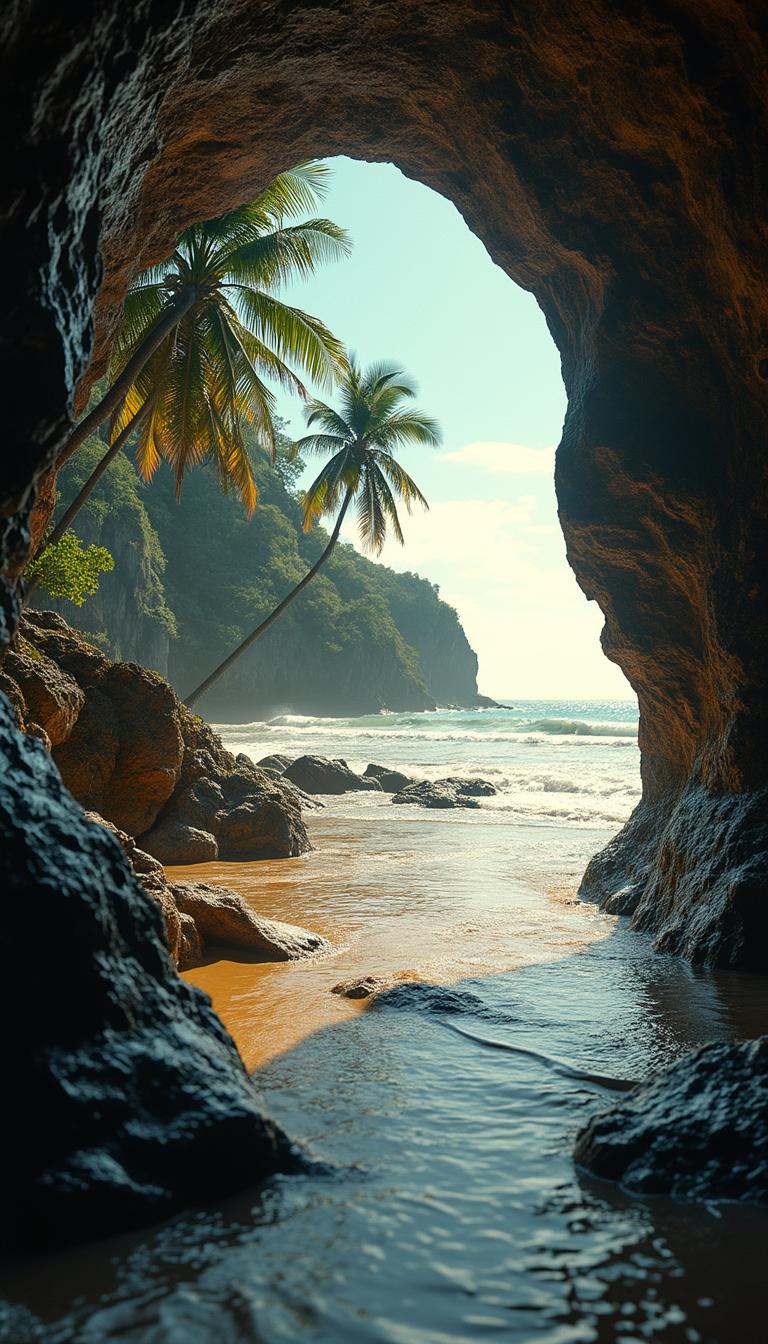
[2,0,768,1243]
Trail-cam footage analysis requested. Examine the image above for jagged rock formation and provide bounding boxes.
[3,0,768,1244]
[0,693,300,1250]
[6,611,311,864]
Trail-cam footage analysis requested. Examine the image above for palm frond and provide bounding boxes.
[292,432,347,458]
[370,410,441,450]
[370,451,430,512]
[230,287,346,387]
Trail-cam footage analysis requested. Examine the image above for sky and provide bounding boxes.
[275,157,631,700]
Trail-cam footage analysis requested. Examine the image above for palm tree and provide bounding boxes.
[38,162,351,559]
[183,358,440,709]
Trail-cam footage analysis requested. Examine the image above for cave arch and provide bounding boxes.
[3,0,767,1245]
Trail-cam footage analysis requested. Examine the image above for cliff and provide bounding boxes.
[51,449,481,718]
[48,440,176,674]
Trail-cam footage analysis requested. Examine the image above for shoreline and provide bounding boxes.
[176,800,617,1071]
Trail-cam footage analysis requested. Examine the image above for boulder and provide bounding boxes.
[364,763,414,792]
[139,818,219,865]
[84,811,325,970]
[4,647,84,746]
[53,687,119,811]
[20,614,311,865]
[257,753,292,773]
[441,776,498,797]
[392,780,481,809]
[575,1037,768,1204]
[99,662,185,835]
[171,882,329,960]
[284,754,383,794]
[216,798,307,860]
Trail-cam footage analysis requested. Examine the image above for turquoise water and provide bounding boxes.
[218,699,641,831]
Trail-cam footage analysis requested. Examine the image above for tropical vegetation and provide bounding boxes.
[182,359,440,708]
[26,530,114,607]
[37,161,351,566]
[43,436,478,715]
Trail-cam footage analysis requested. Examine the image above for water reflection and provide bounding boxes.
[2,806,767,1343]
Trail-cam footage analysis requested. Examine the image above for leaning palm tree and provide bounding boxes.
[38,162,351,558]
[183,358,440,709]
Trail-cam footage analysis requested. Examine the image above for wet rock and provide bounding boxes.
[140,818,220,865]
[257,753,292,773]
[392,780,481,809]
[575,1037,768,1204]
[284,754,383,795]
[0,694,299,1249]
[331,975,391,999]
[364,763,414,793]
[374,981,497,1018]
[171,882,329,960]
[4,647,83,746]
[441,776,498,797]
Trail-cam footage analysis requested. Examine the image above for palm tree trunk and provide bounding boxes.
[57,286,196,469]
[184,487,353,710]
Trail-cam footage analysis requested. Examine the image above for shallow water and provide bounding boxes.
[3,785,768,1344]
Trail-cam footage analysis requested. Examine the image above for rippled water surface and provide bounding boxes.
[3,706,768,1343]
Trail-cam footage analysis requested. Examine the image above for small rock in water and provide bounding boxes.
[364,762,414,792]
[331,975,390,999]
[391,779,481,809]
[284,754,383,794]
[441,776,498,797]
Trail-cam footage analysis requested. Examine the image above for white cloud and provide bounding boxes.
[440,441,556,475]
[340,494,631,698]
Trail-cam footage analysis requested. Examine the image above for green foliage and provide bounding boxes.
[108,162,351,513]
[138,435,428,693]
[27,530,114,606]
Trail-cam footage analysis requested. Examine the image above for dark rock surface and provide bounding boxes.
[364,763,414,793]
[257,753,292,773]
[440,776,498,797]
[0,695,299,1249]
[284,755,383,795]
[575,1037,768,1204]
[392,780,482,809]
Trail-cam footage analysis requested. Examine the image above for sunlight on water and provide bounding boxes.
[3,702,767,1344]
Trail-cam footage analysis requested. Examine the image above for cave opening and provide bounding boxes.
[3,4,768,1329]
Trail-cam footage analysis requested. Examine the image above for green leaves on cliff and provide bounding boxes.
[26,530,114,606]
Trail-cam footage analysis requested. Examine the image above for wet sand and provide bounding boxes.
[173,799,617,1070]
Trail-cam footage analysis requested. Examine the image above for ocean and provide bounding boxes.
[215,697,642,832]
